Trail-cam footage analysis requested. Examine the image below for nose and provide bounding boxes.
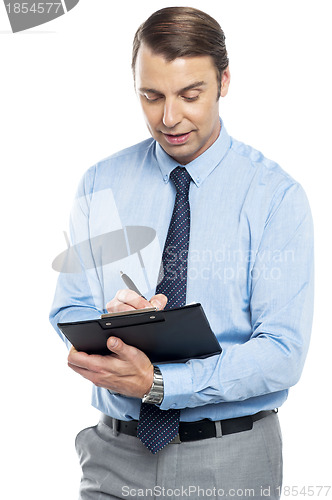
[162,98,182,129]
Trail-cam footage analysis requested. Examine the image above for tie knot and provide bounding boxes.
[170,167,192,196]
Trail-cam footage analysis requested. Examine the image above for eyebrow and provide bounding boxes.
[138,81,207,94]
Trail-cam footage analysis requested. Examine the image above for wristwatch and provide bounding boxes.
[142,366,164,405]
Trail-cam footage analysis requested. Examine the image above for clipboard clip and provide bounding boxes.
[98,308,165,329]
[100,306,157,319]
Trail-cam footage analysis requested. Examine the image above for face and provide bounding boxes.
[135,44,230,165]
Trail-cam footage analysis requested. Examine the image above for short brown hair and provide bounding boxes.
[132,7,229,96]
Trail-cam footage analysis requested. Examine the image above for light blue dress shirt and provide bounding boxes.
[50,120,314,422]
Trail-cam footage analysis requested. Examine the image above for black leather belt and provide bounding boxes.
[100,409,276,443]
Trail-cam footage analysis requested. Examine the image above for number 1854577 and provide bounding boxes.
[5,3,62,14]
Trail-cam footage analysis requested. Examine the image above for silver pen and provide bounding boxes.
[120,271,147,300]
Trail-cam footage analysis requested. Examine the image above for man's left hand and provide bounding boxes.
[67,337,154,398]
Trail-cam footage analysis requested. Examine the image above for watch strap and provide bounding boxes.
[142,366,164,405]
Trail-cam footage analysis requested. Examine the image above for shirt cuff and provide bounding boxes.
[157,362,193,410]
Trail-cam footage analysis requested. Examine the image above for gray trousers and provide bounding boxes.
[75,412,282,500]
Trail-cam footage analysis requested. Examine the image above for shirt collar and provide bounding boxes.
[155,118,231,187]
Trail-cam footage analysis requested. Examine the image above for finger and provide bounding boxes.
[68,362,102,387]
[107,336,124,355]
[149,293,168,310]
[106,336,139,362]
[68,362,90,377]
[105,299,137,314]
[106,290,151,313]
[68,349,105,372]
[116,289,152,309]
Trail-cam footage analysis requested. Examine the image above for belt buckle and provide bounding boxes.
[170,433,181,444]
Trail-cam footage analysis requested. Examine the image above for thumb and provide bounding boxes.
[150,293,168,310]
[107,336,125,355]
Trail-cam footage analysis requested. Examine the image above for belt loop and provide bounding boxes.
[111,418,119,437]
[170,434,181,444]
[215,420,223,438]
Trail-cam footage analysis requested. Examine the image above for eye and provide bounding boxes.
[143,93,163,103]
[182,93,200,102]
[183,95,199,102]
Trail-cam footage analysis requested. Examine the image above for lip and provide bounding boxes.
[163,131,192,145]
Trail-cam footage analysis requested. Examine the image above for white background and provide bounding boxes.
[1,1,331,498]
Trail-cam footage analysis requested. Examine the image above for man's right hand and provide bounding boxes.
[105,289,167,314]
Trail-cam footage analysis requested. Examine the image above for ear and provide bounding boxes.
[220,66,231,98]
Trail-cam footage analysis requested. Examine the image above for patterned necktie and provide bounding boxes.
[137,167,192,454]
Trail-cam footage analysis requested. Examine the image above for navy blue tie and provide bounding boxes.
[137,167,192,453]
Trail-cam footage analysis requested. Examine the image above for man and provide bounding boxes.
[50,7,314,499]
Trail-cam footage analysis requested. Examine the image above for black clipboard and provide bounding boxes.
[57,303,221,364]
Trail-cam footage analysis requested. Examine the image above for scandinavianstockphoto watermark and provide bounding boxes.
[182,247,295,266]
[2,0,80,32]
[170,246,295,282]
[160,246,295,284]
[51,190,295,282]
[187,261,284,283]
[121,484,332,497]
[122,485,264,498]
[52,231,295,281]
